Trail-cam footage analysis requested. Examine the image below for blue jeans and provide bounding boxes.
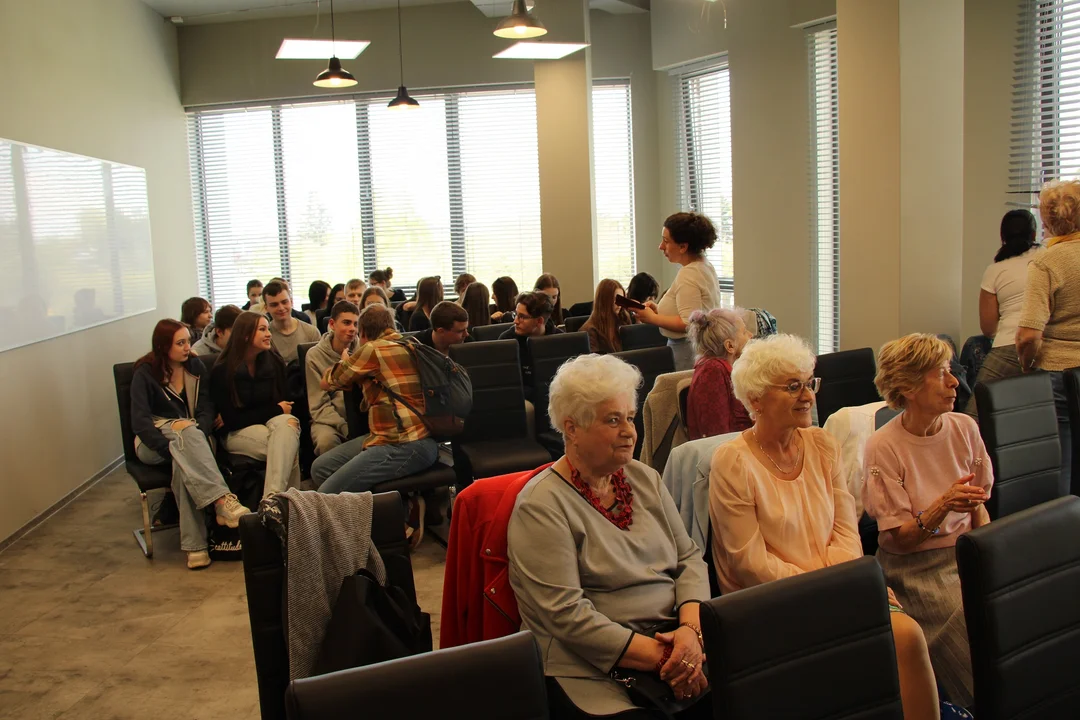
[1049,371,1073,497]
[313,436,439,494]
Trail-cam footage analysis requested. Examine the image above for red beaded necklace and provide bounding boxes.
[565,460,634,530]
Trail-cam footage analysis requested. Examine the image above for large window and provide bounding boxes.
[808,24,839,354]
[1012,0,1080,194]
[188,82,633,307]
[673,60,734,307]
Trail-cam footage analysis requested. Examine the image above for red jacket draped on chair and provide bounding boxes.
[440,463,553,649]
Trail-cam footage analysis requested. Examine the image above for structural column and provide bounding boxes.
[534,0,597,303]
[838,0,964,351]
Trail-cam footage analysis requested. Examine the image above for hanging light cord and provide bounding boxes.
[330,0,338,46]
[397,0,405,83]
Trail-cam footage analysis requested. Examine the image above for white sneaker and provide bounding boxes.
[214,493,250,528]
[187,550,211,569]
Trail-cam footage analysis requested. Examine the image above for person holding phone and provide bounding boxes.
[211,311,301,498]
[631,213,722,371]
[581,279,635,353]
[862,334,994,710]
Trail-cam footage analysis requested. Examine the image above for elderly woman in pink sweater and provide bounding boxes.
[863,334,994,710]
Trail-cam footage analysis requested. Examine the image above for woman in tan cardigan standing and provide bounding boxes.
[1017,179,1080,496]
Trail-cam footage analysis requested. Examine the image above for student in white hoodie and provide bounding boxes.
[306,300,361,455]
[191,305,242,357]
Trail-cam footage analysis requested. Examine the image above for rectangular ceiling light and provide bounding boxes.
[276,39,370,60]
[493,42,589,60]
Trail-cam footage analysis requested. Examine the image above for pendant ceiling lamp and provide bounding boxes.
[388,0,419,109]
[313,0,357,88]
[493,0,547,39]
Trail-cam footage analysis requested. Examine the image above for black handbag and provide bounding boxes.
[310,569,432,677]
[609,621,710,720]
[610,665,709,720]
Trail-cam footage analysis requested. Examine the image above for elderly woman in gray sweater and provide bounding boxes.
[508,354,711,719]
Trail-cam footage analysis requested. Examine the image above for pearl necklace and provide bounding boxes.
[752,427,802,475]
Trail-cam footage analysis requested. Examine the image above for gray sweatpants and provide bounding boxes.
[225,413,301,497]
[135,422,231,552]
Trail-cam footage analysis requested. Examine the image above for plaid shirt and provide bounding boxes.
[324,329,430,448]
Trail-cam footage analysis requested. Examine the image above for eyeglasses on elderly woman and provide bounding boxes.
[770,377,821,396]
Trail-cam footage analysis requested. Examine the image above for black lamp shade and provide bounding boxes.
[314,56,357,88]
[388,85,420,109]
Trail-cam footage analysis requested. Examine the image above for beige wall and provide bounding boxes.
[652,0,817,339]
[963,0,1018,340]
[0,0,194,541]
[178,2,659,305]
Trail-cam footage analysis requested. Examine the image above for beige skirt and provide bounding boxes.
[876,546,973,709]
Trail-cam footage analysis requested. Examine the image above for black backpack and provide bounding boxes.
[371,338,473,442]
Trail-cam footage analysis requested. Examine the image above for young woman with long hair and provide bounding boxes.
[210,311,301,498]
[131,319,249,569]
[534,273,564,326]
[461,281,491,329]
[490,276,519,323]
[408,276,445,332]
[581,279,634,354]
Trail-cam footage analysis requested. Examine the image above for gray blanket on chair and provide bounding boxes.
[263,488,388,680]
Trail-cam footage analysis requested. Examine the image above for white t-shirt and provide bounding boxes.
[980,246,1041,347]
[655,259,721,339]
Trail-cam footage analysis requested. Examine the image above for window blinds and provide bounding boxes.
[188,82,635,307]
[593,80,637,285]
[673,60,734,307]
[1011,0,1080,195]
[808,24,840,354]
[456,88,542,288]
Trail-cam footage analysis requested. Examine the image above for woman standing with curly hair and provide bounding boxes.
[631,213,721,371]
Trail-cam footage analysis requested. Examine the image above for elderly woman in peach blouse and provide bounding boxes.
[863,334,993,710]
[708,334,943,719]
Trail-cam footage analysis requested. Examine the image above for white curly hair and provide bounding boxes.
[547,354,642,436]
[730,333,816,419]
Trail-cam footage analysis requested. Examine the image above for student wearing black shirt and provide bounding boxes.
[499,291,563,400]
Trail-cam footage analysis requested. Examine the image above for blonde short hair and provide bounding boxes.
[730,334,816,419]
[1040,179,1080,237]
[874,333,953,410]
[548,354,642,436]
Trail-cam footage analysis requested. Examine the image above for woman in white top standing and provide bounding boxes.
[632,212,722,371]
[963,210,1041,417]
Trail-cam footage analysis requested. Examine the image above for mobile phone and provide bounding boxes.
[615,294,646,311]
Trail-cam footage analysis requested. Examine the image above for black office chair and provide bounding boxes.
[1062,367,1080,494]
[701,556,903,719]
[563,315,589,333]
[469,324,508,343]
[619,323,666,351]
[612,346,676,459]
[284,631,547,720]
[975,372,1063,518]
[240,493,424,720]
[814,348,880,426]
[566,300,593,318]
[113,362,178,557]
[315,309,331,334]
[528,332,591,457]
[295,342,319,478]
[956,496,1080,720]
[449,340,551,486]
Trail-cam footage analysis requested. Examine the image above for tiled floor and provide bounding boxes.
[0,467,449,720]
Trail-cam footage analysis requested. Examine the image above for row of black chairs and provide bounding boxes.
[261,495,1080,720]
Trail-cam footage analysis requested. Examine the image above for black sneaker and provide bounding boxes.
[152,491,180,527]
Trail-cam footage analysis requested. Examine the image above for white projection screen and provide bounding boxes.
[0,138,156,353]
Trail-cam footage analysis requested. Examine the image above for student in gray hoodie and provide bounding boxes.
[191,304,242,357]
[306,300,361,455]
